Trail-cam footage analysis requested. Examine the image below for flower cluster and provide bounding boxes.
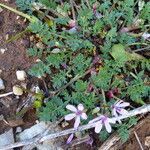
[65,100,129,144]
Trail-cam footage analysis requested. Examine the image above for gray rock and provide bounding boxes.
[19,122,49,141]
[0,128,14,149]
[0,78,5,90]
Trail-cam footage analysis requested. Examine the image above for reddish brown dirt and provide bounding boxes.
[0,0,36,134]
[120,116,150,150]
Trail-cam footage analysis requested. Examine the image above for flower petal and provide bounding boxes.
[66,104,77,112]
[119,102,130,108]
[112,108,118,117]
[74,116,80,128]
[67,133,74,144]
[81,113,88,120]
[104,120,112,133]
[115,100,123,106]
[95,121,103,133]
[78,104,84,111]
[65,113,76,121]
[119,108,128,115]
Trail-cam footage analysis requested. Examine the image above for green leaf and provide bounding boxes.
[46,53,64,68]
[28,61,50,77]
[52,71,67,89]
[74,80,88,92]
[39,96,67,121]
[111,44,128,62]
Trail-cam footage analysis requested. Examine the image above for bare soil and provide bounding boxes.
[0,0,36,134]
[120,116,150,150]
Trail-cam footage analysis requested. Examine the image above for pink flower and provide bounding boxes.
[112,100,130,117]
[68,20,76,28]
[65,104,87,128]
[87,83,94,92]
[92,3,102,19]
[89,115,116,133]
[106,88,119,99]
[66,133,74,144]
[142,32,150,40]
[106,90,114,99]
[86,137,93,146]
[68,20,77,33]
[92,55,101,64]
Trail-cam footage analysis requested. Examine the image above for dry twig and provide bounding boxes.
[134,131,144,150]
[0,92,13,98]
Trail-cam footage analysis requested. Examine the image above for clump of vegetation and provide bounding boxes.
[1,0,149,143]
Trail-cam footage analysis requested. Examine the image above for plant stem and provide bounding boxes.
[134,131,144,150]
[55,68,92,96]
[0,3,37,22]
[101,89,106,105]
[70,0,76,20]
[128,42,149,46]
[133,46,150,52]
[0,92,13,98]
[4,29,29,45]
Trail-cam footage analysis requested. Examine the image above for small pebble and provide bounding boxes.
[16,127,22,133]
[0,69,2,74]
[16,70,27,81]
[0,78,5,90]
[5,34,9,40]
[36,59,41,62]
[13,85,23,96]
[142,32,150,40]
[36,42,44,49]
[16,16,20,20]
[0,48,7,54]
[29,36,34,42]
[61,122,69,128]
[51,48,61,53]
[0,115,4,120]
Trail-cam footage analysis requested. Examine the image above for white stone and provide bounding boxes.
[0,78,5,90]
[13,85,23,96]
[142,33,150,40]
[0,128,14,149]
[0,48,7,54]
[51,48,61,54]
[19,122,48,141]
[36,42,44,49]
[16,16,20,20]
[16,127,22,133]
[16,70,27,81]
